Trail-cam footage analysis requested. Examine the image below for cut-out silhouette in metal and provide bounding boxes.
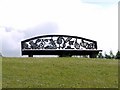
[21,35,102,57]
[22,35,97,50]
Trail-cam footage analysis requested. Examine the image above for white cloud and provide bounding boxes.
[0,0,118,56]
[0,27,24,56]
[0,0,82,30]
[81,0,119,3]
[57,2,118,54]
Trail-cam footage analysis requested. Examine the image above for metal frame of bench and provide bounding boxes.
[21,35,102,58]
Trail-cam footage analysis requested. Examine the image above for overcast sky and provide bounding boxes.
[0,0,119,57]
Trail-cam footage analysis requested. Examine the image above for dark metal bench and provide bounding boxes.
[21,35,102,58]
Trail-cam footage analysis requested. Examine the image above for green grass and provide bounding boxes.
[2,57,118,88]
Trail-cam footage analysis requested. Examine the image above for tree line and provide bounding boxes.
[97,51,120,59]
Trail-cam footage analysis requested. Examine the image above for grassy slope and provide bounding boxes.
[2,57,118,88]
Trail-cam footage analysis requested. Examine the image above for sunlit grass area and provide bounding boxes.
[2,57,118,88]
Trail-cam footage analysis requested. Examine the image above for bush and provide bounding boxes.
[97,52,104,58]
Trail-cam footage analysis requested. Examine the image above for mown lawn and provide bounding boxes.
[2,57,118,88]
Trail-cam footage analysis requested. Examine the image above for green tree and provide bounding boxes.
[109,50,114,59]
[104,52,111,59]
[115,51,120,59]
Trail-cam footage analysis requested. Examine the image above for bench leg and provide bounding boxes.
[90,54,97,58]
[28,54,33,57]
[59,54,72,57]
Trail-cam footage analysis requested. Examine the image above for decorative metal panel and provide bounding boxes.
[21,35,97,50]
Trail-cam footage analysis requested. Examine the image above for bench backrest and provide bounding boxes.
[21,35,97,51]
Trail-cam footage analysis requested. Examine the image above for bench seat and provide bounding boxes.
[22,49,102,58]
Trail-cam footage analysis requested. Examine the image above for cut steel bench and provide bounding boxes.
[21,35,102,58]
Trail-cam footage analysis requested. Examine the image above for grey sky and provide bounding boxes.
[1,22,58,57]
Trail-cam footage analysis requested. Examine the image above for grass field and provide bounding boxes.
[2,57,118,88]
